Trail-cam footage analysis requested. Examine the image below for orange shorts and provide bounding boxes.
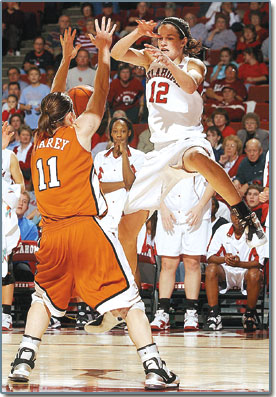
[34,216,139,316]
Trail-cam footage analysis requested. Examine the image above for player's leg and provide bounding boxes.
[182,255,201,331]
[118,209,149,279]
[182,147,267,247]
[242,268,263,332]
[151,256,179,330]
[2,256,15,331]
[203,263,225,331]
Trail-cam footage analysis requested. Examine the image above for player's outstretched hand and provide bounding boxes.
[88,17,116,50]
[60,27,82,60]
[136,19,161,38]
[2,121,14,149]
[144,43,172,67]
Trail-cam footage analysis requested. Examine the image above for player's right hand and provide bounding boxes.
[88,17,116,50]
[136,20,161,38]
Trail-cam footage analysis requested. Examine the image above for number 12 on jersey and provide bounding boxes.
[149,81,169,104]
[36,157,61,191]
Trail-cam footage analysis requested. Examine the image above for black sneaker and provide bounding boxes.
[242,310,259,332]
[75,312,89,330]
[231,202,267,248]
[144,358,180,389]
[203,313,223,331]
[9,347,36,382]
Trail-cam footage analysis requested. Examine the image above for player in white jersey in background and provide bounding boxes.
[151,176,213,331]
[109,17,266,283]
[2,121,25,330]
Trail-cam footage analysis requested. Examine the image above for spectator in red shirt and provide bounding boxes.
[245,185,268,226]
[108,63,144,123]
[238,48,268,89]
[211,108,236,139]
[123,2,153,34]
[77,3,94,33]
[206,63,247,103]
[206,86,246,122]
[97,3,122,36]
[235,25,261,64]
[243,2,269,28]
[249,11,269,43]
[2,94,22,122]
[218,135,245,179]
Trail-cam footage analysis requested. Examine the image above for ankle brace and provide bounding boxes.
[137,343,162,366]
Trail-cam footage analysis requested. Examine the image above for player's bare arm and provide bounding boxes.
[75,17,116,148]
[144,44,205,94]
[111,19,159,69]
[10,152,25,193]
[51,27,81,93]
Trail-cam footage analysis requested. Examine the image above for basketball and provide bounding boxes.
[67,85,94,117]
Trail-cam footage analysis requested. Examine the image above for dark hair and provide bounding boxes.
[81,2,93,15]
[7,94,18,102]
[220,47,232,56]
[7,67,20,76]
[27,66,41,75]
[225,62,238,74]
[245,184,263,196]
[243,24,257,41]
[8,81,20,90]
[212,196,219,214]
[243,47,263,62]
[9,113,24,124]
[211,108,230,125]
[206,126,223,145]
[109,117,134,143]
[36,92,73,140]
[215,12,228,24]
[160,17,202,56]
[117,63,132,80]
[34,36,45,45]
[249,9,262,21]
[147,210,157,240]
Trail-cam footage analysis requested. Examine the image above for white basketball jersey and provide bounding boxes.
[2,149,13,185]
[146,56,205,144]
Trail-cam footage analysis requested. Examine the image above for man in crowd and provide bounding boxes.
[66,49,96,90]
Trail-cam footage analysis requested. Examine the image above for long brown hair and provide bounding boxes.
[36,92,73,141]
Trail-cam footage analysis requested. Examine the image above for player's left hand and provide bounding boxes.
[2,121,14,149]
[225,254,240,267]
[144,44,172,67]
[88,17,117,51]
[185,204,203,227]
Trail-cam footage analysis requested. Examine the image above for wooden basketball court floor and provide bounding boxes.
[2,327,269,393]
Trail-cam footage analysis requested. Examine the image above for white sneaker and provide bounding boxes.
[150,310,170,330]
[48,317,61,329]
[144,359,180,389]
[184,309,199,331]
[203,313,223,331]
[2,313,12,331]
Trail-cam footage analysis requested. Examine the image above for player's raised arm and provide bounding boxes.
[51,27,81,93]
[74,17,115,142]
[111,19,159,68]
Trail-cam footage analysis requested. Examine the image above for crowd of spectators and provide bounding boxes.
[2,1,270,330]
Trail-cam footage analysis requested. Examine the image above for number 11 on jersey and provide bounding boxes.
[36,157,61,191]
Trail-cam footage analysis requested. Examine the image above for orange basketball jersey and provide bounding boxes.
[31,126,107,222]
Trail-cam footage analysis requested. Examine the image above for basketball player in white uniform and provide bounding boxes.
[2,121,25,330]
[110,17,266,280]
[151,176,213,331]
[204,210,265,332]
[94,117,144,237]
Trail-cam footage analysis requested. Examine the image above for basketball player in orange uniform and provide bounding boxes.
[8,19,179,390]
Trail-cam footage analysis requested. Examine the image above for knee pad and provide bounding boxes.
[129,299,145,313]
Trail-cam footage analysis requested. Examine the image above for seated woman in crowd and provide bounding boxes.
[2,94,22,122]
[210,47,238,83]
[238,48,269,89]
[218,135,245,180]
[75,18,98,55]
[235,25,261,64]
[249,10,269,43]
[206,126,224,162]
[243,2,269,28]
[211,108,236,139]
[205,2,241,32]
[77,2,94,33]
[237,112,269,154]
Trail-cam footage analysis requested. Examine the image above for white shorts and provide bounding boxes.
[219,264,247,296]
[155,218,211,256]
[124,136,213,215]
